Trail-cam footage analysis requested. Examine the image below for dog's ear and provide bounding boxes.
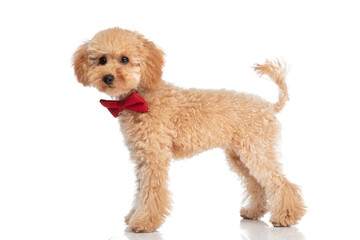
[137,35,165,88]
[72,42,90,86]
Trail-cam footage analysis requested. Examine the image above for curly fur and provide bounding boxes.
[73,27,306,232]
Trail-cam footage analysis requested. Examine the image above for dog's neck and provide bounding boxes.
[114,90,138,101]
[133,80,167,98]
[114,80,166,101]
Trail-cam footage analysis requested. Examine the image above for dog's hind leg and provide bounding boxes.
[225,148,268,220]
[235,141,306,227]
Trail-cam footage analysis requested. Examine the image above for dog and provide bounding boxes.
[73,27,306,232]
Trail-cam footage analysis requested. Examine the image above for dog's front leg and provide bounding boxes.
[128,149,172,233]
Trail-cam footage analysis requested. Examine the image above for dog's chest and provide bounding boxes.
[118,111,146,134]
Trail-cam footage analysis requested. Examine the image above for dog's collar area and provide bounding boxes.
[100,92,148,117]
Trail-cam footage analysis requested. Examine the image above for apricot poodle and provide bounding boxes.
[73,27,306,232]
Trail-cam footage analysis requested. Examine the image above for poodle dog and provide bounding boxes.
[73,27,306,232]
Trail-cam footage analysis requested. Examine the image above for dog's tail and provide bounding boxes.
[253,59,289,113]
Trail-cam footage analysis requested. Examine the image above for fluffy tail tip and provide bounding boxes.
[253,59,287,78]
[253,59,289,113]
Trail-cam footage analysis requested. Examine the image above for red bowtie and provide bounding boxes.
[100,92,149,117]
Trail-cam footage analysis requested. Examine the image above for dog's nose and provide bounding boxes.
[103,74,114,85]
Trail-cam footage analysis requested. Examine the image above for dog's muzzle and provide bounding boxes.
[103,74,114,85]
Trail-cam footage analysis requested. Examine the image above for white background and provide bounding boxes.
[1,1,359,240]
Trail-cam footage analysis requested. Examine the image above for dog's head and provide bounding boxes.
[73,28,164,97]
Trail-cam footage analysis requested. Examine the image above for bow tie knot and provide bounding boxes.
[100,92,148,117]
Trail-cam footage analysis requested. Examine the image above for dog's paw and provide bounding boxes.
[128,217,159,233]
[270,214,298,227]
[270,209,304,227]
[240,206,267,220]
[269,182,306,227]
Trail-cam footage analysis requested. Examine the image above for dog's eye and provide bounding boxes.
[99,57,107,65]
[120,56,129,64]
